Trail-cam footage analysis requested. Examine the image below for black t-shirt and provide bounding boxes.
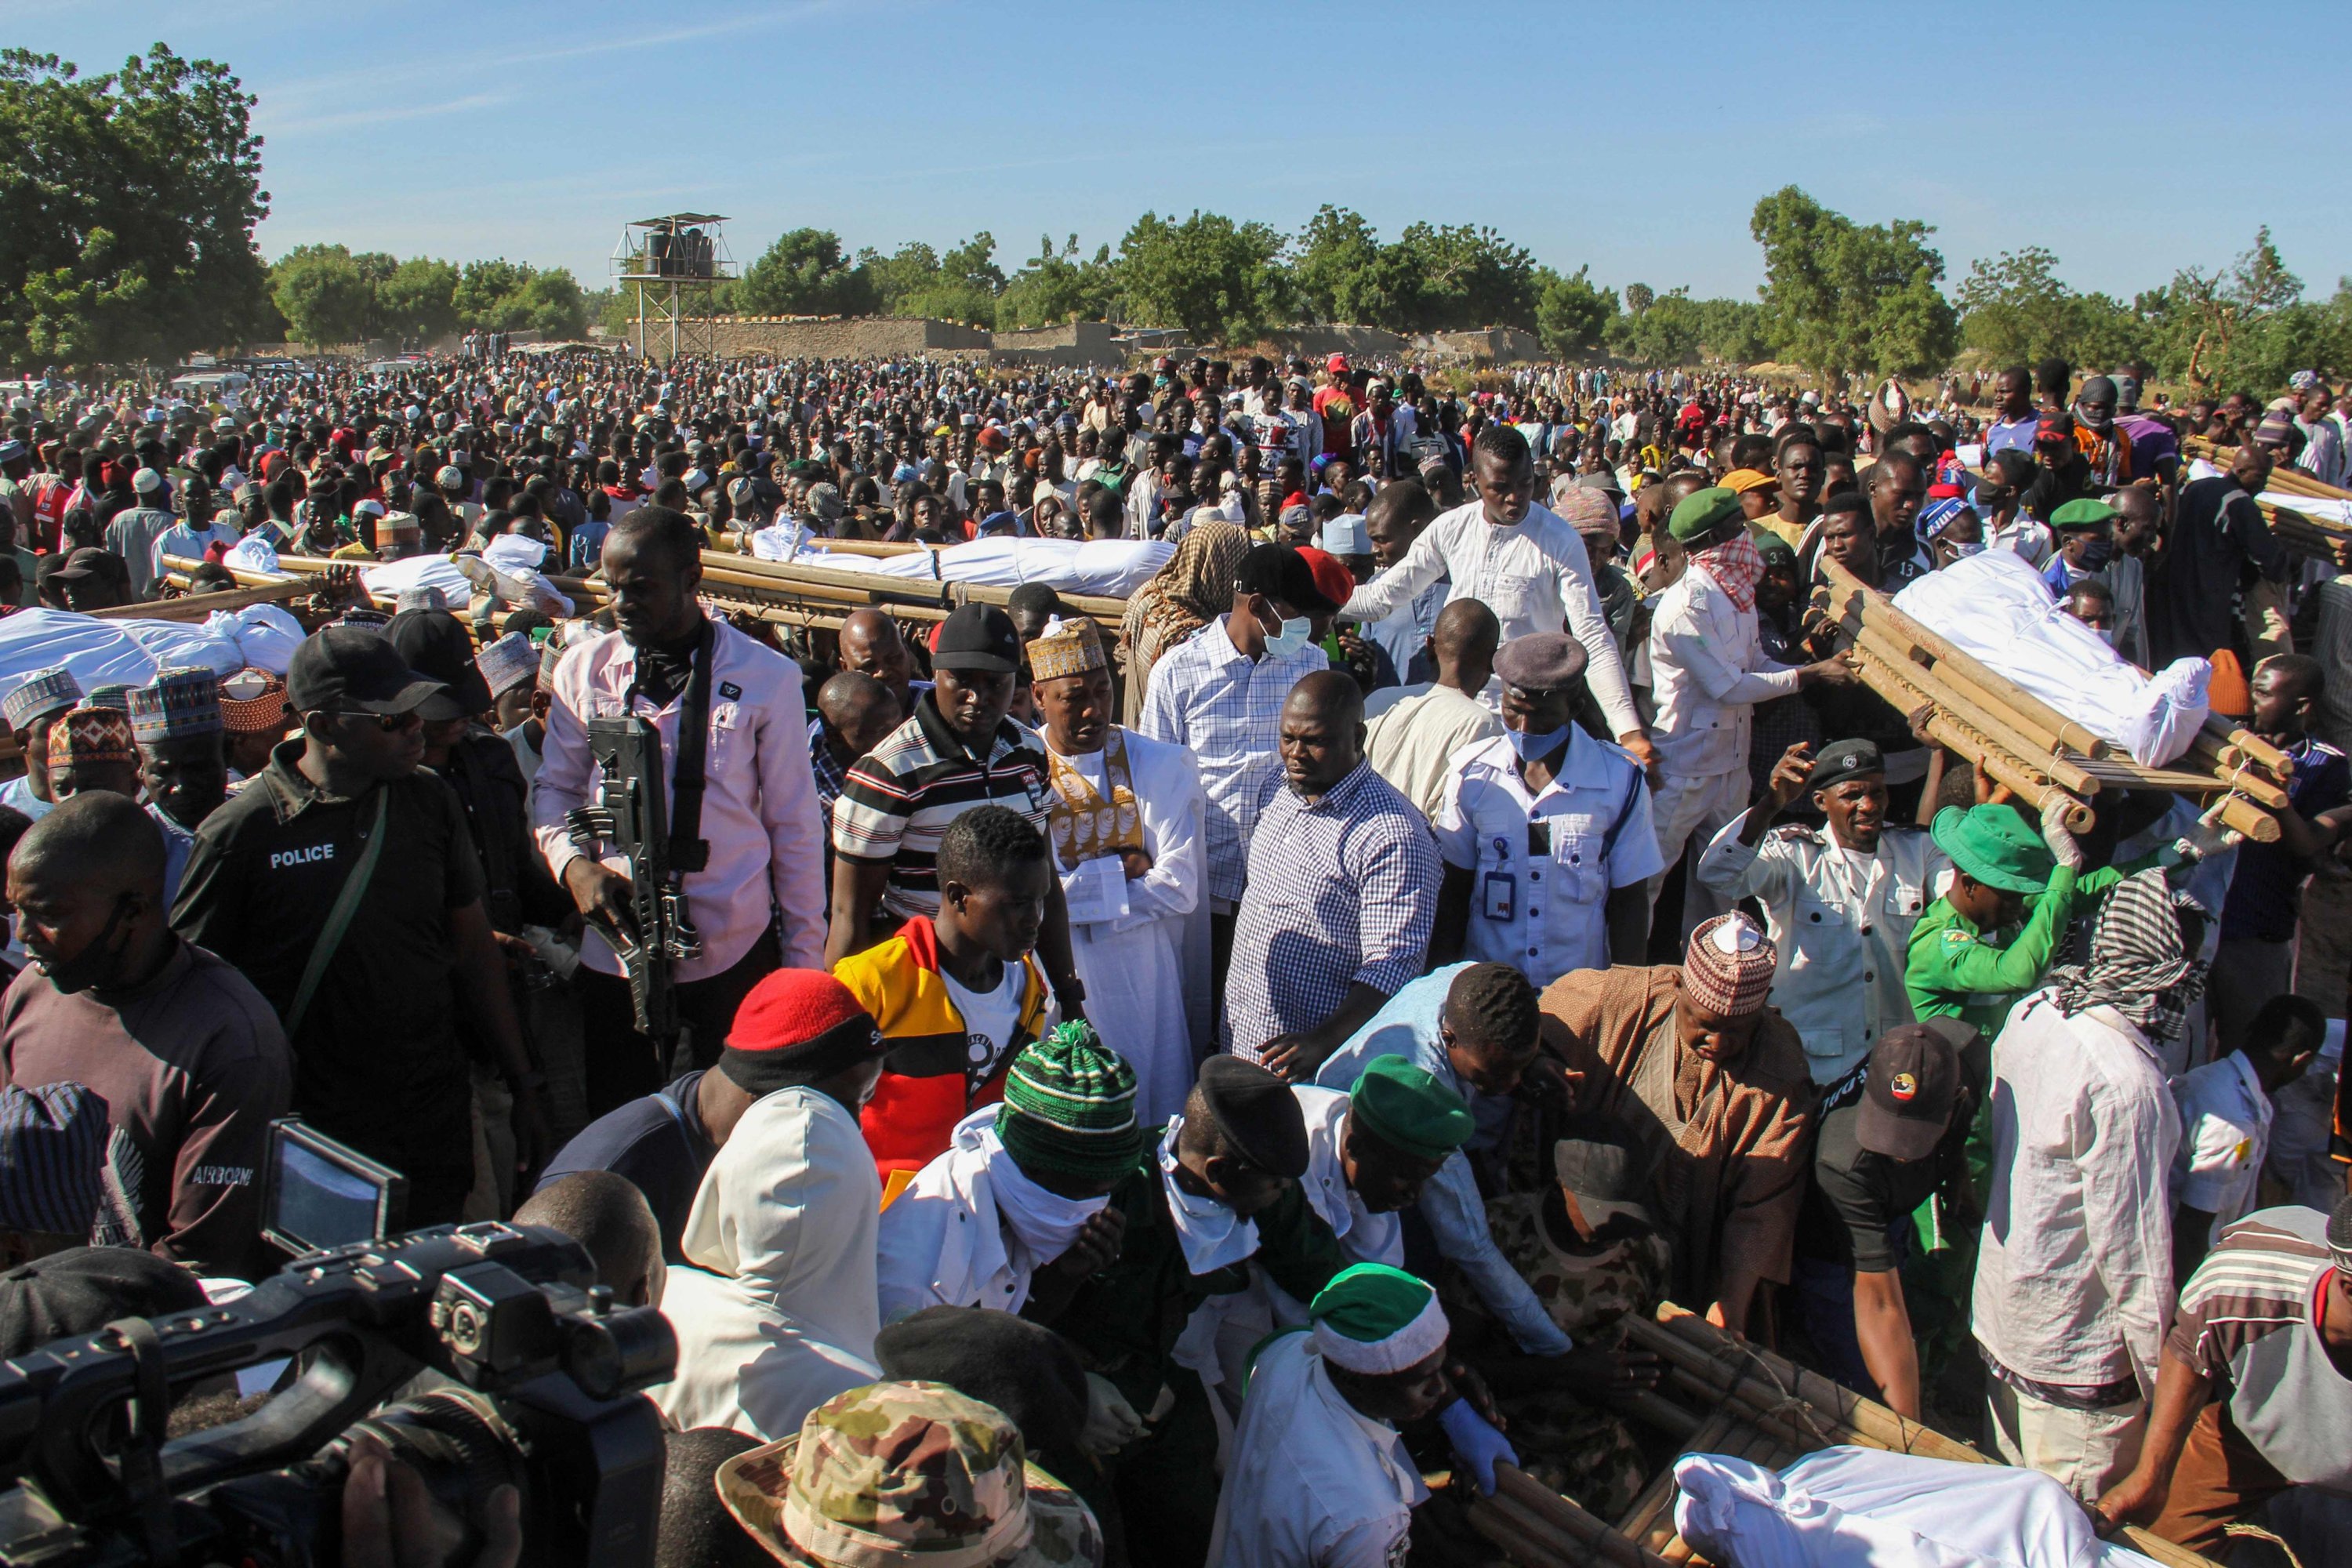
[169,740,483,1148]
[1792,1106,1941,1274]
[535,1069,714,1263]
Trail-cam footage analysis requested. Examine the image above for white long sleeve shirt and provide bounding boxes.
[1646,561,1802,779]
[1338,499,1642,738]
[1972,990,2180,1399]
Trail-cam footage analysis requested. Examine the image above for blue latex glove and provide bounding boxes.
[1438,1397,1516,1497]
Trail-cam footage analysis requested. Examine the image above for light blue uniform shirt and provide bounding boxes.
[1316,963,1572,1356]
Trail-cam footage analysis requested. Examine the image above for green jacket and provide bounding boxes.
[1056,1156,1347,1412]
[1904,862,2132,1037]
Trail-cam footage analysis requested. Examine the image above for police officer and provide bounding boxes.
[1696,738,1947,1094]
[1429,631,1664,985]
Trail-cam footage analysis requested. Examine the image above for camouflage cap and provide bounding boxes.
[717,1381,1102,1568]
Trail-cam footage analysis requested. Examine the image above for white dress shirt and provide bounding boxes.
[1338,499,1642,738]
[1973,990,2181,1398]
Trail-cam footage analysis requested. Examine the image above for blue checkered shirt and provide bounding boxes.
[1137,616,1330,905]
[1221,760,1440,1062]
[808,716,850,825]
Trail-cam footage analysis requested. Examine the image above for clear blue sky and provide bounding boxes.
[21,0,2352,307]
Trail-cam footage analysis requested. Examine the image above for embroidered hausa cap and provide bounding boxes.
[474,631,538,699]
[715,1381,1101,1568]
[1681,912,1777,1018]
[1023,616,1105,683]
[218,669,292,735]
[2,667,83,736]
[127,667,223,744]
[47,707,137,768]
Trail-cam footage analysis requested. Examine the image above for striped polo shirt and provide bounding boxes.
[830,693,1050,919]
[2166,1206,2352,1489]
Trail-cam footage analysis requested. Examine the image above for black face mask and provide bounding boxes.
[31,894,134,996]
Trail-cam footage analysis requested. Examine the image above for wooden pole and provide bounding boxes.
[1818,557,2113,758]
[1850,631,2101,796]
[86,576,311,622]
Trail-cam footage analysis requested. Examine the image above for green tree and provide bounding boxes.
[376,256,459,344]
[453,259,534,328]
[509,269,589,338]
[1117,210,1288,343]
[1690,296,1769,363]
[1956,246,2076,366]
[735,227,874,316]
[1623,281,1655,317]
[1388,222,1538,332]
[858,241,941,314]
[1290,205,1414,327]
[1605,288,1704,365]
[1,45,273,364]
[996,234,1121,328]
[1534,265,1617,358]
[893,232,1004,327]
[1749,186,1958,377]
[269,244,372,348]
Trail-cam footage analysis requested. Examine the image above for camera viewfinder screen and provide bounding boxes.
[274,1138,384,1253]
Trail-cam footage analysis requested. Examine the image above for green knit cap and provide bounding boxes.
[996,1020,1142,1181]
[1348,1057,1474,1162]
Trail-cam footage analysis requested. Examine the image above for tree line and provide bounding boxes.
[4,43,2347,390]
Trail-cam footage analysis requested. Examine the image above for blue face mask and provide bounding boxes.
[1507,724,1571,760]
[1260,608,1314,659]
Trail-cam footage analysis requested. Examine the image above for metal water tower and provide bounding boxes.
[612,213,734,363]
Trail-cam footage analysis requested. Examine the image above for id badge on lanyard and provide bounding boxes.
[1481,834,1515,922]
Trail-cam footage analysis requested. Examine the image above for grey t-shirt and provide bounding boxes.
[2168,1206,2352,1488]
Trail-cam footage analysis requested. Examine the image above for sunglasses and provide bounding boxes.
[334,709,419,733]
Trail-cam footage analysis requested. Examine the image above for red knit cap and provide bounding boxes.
[722,969,884,1091]
[730,969,871,1053]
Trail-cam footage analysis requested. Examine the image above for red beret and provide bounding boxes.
[1294,547,1356,617]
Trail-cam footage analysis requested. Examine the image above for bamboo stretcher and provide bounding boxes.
[2179,434,2352,564]
[1813,557,2284,844]
[1465,1302,2216,1568]
[160,545,1135,643]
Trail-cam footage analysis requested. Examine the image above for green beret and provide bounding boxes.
[1348,1056,1473,1162]
[1668,486,1742,543]
[2049,497,2118,531]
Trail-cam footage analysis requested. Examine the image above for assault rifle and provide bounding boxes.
[564,715,704,1056]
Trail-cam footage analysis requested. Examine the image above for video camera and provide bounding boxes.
[0,1123,675,1568]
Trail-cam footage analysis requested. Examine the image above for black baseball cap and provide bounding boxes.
[286,626,449,719]
[1233,542,1338,615]
[931,604,1021,674]
[1856,1021,1968,1161]
[386,609,491,717]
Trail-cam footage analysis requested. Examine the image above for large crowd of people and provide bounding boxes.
[1,342,2350,1567]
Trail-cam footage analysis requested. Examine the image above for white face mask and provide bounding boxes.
[983,1125,1109,1263]
[1258,604,1315,660]
[2093,626,2117,647]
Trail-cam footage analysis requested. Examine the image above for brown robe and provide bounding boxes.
[1541,965,1819,1310]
